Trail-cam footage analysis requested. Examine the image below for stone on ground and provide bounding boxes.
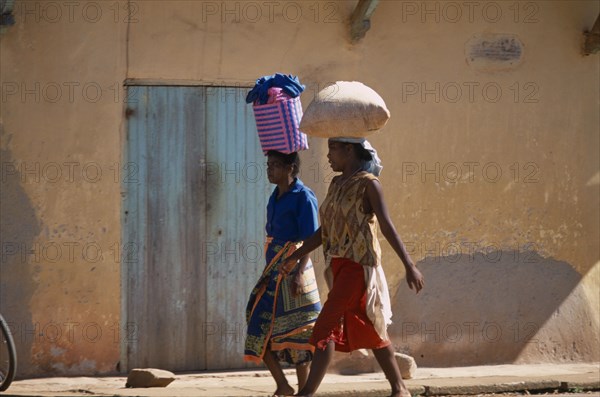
[394,352,417,379]
[125,368,175,388]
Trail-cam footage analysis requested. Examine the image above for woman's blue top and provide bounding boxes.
[265,178,319,251]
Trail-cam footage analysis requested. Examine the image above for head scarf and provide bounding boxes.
[329,137,383,176]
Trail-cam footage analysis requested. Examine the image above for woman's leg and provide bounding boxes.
[263,350,294,396]
[295,340,335,396]
[295,362,309,391]
[372,345,410,397]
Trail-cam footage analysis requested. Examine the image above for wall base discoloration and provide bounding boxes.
[389,251,599,366]
[0,126,41,379]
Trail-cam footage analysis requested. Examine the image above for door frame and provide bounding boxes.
[120,81,264,372]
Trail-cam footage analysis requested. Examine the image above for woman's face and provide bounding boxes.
[266,155,292,184]
[327,141,351,172]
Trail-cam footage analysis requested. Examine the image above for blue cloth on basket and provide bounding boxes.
[246,73,305,105]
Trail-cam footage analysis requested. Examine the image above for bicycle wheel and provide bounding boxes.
[0,313,17,391]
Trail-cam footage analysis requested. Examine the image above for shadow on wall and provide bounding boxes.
[389,250,586,366]
[0,125,41,379]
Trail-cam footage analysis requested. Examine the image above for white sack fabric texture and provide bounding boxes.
[300,81,390,138]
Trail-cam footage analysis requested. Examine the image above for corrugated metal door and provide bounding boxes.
[123,86,269,371]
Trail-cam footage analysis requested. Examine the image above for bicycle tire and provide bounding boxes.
[0,313,17,391]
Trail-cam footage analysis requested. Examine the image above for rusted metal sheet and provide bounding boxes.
[205,88,270,369]
[123,86,269,371]
[123,86,207,371]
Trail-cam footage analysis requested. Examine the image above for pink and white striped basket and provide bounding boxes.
[253,88,309,154]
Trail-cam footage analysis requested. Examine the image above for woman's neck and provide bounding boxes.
[341,160,363,178]
[277,176,295,197]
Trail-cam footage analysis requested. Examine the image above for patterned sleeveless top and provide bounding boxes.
[320,171,381,267]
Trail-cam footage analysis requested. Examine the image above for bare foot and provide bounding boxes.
[390,388,411,397]
[273,384,294,396]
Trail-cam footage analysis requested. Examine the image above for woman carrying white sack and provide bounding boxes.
[280,82,425,397]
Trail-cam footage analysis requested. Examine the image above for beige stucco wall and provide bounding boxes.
[1,0,598,377]
[1,1,127,376]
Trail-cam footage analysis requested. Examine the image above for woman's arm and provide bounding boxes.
[297,253,311,272]
[365,179,424,293]
[292,227,322,261]
[280,227,322,274]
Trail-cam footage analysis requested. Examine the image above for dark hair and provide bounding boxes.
[266,150,301,177]
[350,143,373,162]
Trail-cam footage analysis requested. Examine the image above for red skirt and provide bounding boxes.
[309,257,390,352]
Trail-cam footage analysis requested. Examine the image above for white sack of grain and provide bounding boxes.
[299,81,390,138]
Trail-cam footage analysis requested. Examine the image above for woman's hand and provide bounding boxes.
[406,265,424,293]
[279,257,298,276]
[291,270,304,296]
